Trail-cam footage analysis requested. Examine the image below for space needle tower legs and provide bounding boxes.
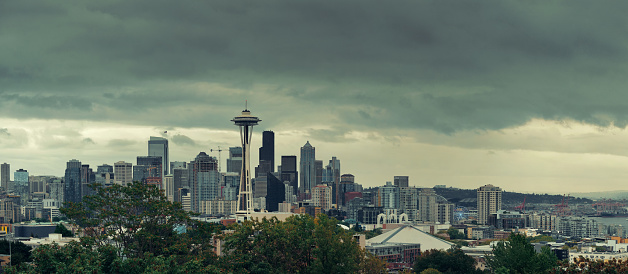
[232,104,261,220]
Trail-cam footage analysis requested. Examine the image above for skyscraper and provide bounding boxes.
[114,161,132,185]
[148,136,169,176]
[314,160,323,186]
[192,152,219,213]
[81,164,95,197]
[259,131,275,172]
[173,167,189,203]
[326,157,340,205]
[64,159,82,204]
[281,156,298,196]
[232,107,261,216]
[299,141,315,195]
[227,147,243,174]
[265,172,285,212]
[0,163,9,191]
[477,184,503,225]
[14,169,29,204]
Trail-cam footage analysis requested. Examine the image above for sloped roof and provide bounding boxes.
[367,225,454,251]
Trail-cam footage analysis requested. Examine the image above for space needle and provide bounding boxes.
[232,102,261,219]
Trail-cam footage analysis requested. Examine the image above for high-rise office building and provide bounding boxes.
[254,160,272,198]
[222,172,240,201]
[314,160,323,186]
[114,161,132,185]
[259,131,275,172]
[265,172,285,212]
[300,141,316,195]
[338,174,356,206]
[49,179,64,204]
[81,164,95,197]
[64,159,82,205]
[227,147,243,174]
[148,136,169,176]
[173,167,189,203]
[280,156,298,196]
[323,157,340,204]
[192,152,219,213]
[477,184,503,225]
[394,176,409,188]
[1,163,9,191]
[14,169,29,204]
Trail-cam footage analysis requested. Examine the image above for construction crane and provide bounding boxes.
[145,166,162,188]
[515,196,526,213]
[554,194,571,217]
[210,146,223,172]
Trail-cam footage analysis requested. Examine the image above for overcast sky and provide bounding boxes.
[2,1,628,193]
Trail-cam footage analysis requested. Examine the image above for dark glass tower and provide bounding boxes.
[64,159,82,205]
[299,141,315,195]
[280,156,298,196]
[259,131,275,172]
[266,172,285,212]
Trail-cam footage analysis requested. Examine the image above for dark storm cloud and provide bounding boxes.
[2,1,628,132]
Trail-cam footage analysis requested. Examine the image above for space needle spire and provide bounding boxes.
[232,102,261,219]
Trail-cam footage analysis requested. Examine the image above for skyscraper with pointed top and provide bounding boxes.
[232,105,261,217]
[299,141,315,195]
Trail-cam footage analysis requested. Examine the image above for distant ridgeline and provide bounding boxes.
[433,188,593,205]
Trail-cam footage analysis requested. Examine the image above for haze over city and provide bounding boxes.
[3,1,628,194]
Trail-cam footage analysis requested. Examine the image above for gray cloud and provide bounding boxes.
[0,128,10,136]
[171,134,196,146]
[307,128,356,143]
[1,1,628,134]
[107,139,137,147]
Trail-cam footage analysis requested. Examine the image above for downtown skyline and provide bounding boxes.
[3,1,628,193]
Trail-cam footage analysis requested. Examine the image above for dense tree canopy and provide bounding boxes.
[60,182,217,261]
[0,239,31,267]
[7,182,384,273]
[487,233,558,274]
[221,214,386,273]
[414,248,479,274]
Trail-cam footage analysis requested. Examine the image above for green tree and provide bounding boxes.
[221,214,386,273]
[0,239,32,267]
[528,235,555,243]
[487,233,558,274]
[53,224,73,237]
[365,228,383,239]
[8,241,220,274]
[61,182,218,264]
[414,247,478,274]
[447,227,465,239]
